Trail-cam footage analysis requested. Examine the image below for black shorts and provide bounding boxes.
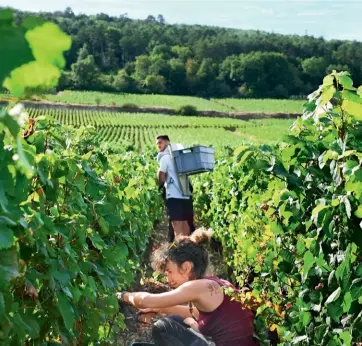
[166,198,193,222]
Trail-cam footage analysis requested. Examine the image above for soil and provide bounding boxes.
[117,218,169,346]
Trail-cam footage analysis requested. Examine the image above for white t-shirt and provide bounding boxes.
[158,147,190,200]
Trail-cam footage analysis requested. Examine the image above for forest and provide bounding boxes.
[10,7,362,98]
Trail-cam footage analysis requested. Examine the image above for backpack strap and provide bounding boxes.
[168,144,191,197]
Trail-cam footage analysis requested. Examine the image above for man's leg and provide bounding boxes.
[162,189,175,242]
[171,221,190,239]
[168,315,189,328]
[168,219,175,242]
[166,199,191,240]
[186,197,195,234]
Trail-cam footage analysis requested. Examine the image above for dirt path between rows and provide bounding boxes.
[117,217,169,345]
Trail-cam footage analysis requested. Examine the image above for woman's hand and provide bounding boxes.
[138,308,161,324]
[116,291,129,303]
[183,317,199,331]
[138,311,158,324]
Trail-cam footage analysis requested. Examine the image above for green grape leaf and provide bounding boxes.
[354,205,362,218]
[0,179,9,213]
[356,263,362,277]
[15,136,34,178]
[323,75,334,86]
[98,274,114,288]
[326,300,343,322]
[319,85,335,107]
[56,291,74,332]
[346,178,362,200]
[297,237,305,255]
[0,113,20,137]
[336,73,355,91]
[125,185,136,199]
[50,207,59,217]
[339,331,352,346]
[53,271,71,286]
[350,278,362,301]
[0,247,19,279]
[0,293,4,320]
[0,227,14,250]
[4,61,61,97]
[325,287,341,304]
[103,295,119,314]
[2,17,71,97]
[314,324,328,343]
[12,312,32,339]
[342,99,362,121]
[21,314,40,339]
[118,242,129,258]
[98,216,109,234]
[342,291,352,313]
[302,251,314,281]
[88,232,105,250]
[70,285,81,304]
[357,86,362,97]
[25,22,71,69]
[0,9,34,87]
[335,249,352,290]
[342,91,362,120]
[300,311,312,326]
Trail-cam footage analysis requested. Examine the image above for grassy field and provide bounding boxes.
[0,93,12,100]
[28,107,293,152]
[211,98,305,113]
[43,91,305,114]
[46,91,228,111]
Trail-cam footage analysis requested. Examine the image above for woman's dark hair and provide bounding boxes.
[152,228,213,279]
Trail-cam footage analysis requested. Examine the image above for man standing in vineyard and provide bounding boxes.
[156,135,195,241]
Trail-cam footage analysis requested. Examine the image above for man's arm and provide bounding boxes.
[157,170,167,186]
[158,156,168,186]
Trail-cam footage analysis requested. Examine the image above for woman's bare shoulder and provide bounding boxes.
[181,278,223,296]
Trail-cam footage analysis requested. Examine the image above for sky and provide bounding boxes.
[2,0,362,41]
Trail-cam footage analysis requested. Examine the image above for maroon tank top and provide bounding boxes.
[197,276,258,346]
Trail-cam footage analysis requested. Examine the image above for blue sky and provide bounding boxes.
[2,0,362,41]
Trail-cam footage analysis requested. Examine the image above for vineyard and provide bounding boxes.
[44,90,305,114]
[192,73,362,344]
[2,9,362,346]
[26,108,293,151]
[0,12,164,344]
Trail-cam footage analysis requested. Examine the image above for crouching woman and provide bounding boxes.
[117,229,258,346]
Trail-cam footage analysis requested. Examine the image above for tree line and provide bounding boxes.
[12,7,362,98]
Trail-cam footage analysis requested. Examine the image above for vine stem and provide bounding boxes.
[107,313,119,339]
